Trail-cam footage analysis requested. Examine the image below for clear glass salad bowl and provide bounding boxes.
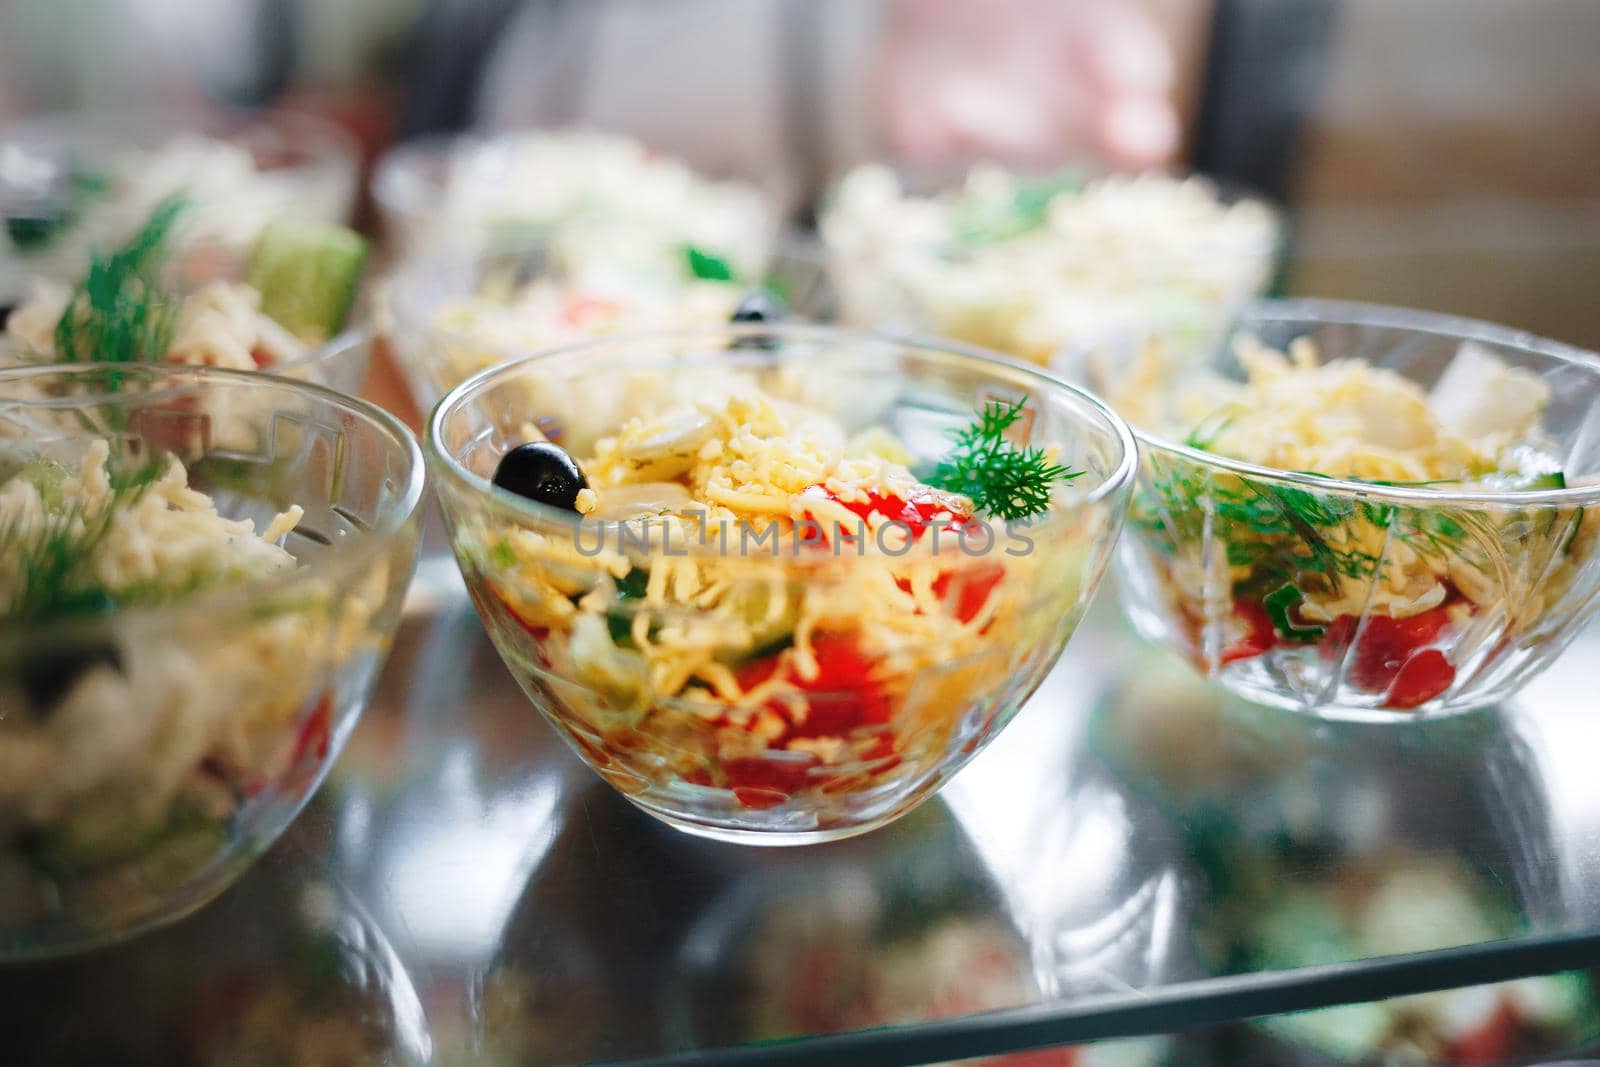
[0,108,359,306]
[427,324,1135,844]
[0,363,425,958]
[0,327,375,401]
[1112,300,1600,720]
[383,229,831,415]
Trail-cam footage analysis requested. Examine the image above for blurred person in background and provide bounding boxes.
[0,0,1189,218]
[405,0,1185,213]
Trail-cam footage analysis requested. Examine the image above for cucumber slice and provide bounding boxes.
[246,220,367,344]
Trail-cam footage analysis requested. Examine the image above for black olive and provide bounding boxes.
[729,288,786,351]
[20,636,123,717]
[492,441,589,511]
[730,288,785,325]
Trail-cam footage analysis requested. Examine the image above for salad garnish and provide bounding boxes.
[683,244,737,282]
[52,195,186,368]
[924,397,1081,521]
[0,451,167,628]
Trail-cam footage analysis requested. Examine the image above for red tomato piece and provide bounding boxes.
[726,634,892,806]
[561,295,619,327]
[289,692,333,767]
[1445,998,1521,1065]
[1220,598,1277,664]
[1386,648,1456,709]
[723,755,821,808]
[1347,606,1453,692]
[931,562,1006,624]
[800,485,972,541]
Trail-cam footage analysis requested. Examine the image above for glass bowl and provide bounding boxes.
[1112,299,1600,720]
[427,324,1135,844]
[819,165,1283,370]
[372,129,776,264]
[0,327,375,400]
[0,108,360,307]
[0,363,425,958]
[383,228,830,415]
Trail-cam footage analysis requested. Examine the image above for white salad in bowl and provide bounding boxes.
[821,164,1280,369]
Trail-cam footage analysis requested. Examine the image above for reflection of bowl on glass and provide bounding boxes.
[819,164,1282,370]
[0,364,425,958]
[427,325,1135,843]
[0,109,359,307]
[944,634,1189,1002]
[1090,643,1595,1064]
[1109,301,1600,719]
[0,831,431,1067]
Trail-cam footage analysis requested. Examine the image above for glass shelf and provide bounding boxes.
[6,518,1600,1066]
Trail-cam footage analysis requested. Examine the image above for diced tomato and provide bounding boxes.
[800,485,973,541]
[1386,648,1455,709]
[734,634,890,739]
[931,562,1006,624]
[561,295,620,327]
[1220,598,1277,664]
[1445,998,1522,1064]
[249,345,274,369]
[726,633,891,807]
[723,755,820,808]
[1345,605,1453,692]
[289,692,332,768]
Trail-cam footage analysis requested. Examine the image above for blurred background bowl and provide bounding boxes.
[0,108,359,308]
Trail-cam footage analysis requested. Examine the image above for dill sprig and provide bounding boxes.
[925,397,1082,521]
[52,196,186,368]
[0,452,165,628]
[1135,447,1475,612]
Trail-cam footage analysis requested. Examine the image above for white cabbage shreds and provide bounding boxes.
[0,441,328,847]
[1190,338,1553,484]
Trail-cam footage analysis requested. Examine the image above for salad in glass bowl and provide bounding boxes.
[0,363,424,957]
[820,164,1279,369]
[4,198,370,393]
[0,109,358,309]
[373,127,773,260]
[1112,300,1600,718]
[427,324,1134,843]
[385,223,792,414]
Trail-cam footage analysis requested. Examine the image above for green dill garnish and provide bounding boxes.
[683,245,736,282]
[52,195,186,369]
[924,397,1082,521]
[0,451,165,629]
[1133,451,1478,612]
[951,172,1084,245]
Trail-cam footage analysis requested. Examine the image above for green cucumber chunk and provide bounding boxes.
[246,220,367,344]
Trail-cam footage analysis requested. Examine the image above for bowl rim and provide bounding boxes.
[2,328,376,402]
[1131,297,1600,508]
[425,321,1139,544]
[0,359,426,638]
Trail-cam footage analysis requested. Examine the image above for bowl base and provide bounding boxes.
[623,796,908,847]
